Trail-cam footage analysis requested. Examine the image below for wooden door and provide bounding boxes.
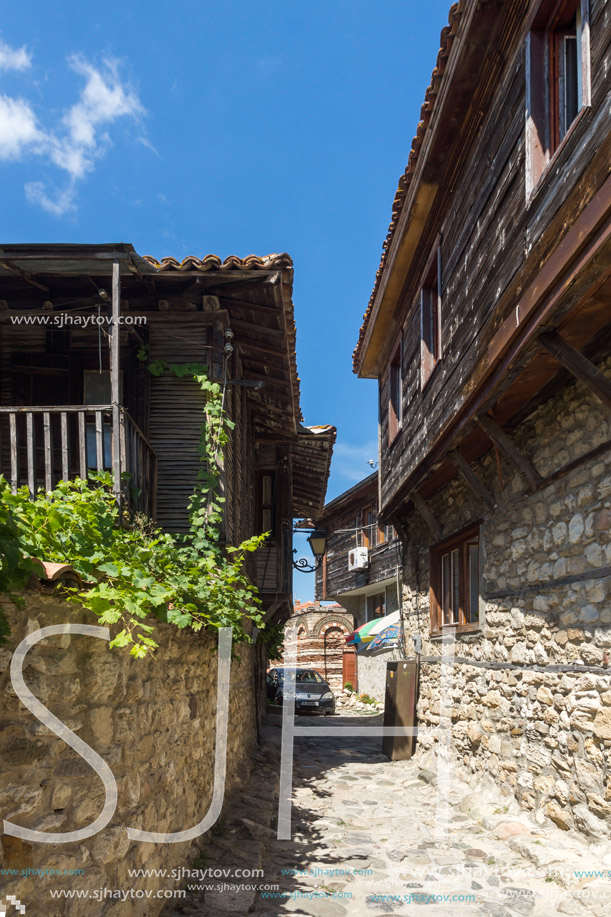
[342,647,357,692]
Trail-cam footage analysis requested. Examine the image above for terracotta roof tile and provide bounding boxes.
[353,1,464,372]
[142,253,293,273]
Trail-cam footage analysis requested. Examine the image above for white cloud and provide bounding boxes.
[25,180,76,217]
[0,45,147,216]
[0,94,42,159]
[61,56,143,159]
[37,56,144,186]
[0,38,31,72]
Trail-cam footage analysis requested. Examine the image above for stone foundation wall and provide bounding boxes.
[0,594,258,915]
[355,648,401,701]
[400,361,611,837]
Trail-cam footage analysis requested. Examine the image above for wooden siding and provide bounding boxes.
[379,0,611,515]
[316,488,400,600]
[148,318,211,533]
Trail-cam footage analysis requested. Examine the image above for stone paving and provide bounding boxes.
[166,712,611,917]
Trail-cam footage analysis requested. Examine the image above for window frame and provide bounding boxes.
[419,242,442,391]
[388,341,402,445]
[430,522,481,636]
[258,471,276,537]
[525,0,591,196]
[366,592,386,622]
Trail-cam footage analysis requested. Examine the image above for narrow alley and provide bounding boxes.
[169,711,611,917]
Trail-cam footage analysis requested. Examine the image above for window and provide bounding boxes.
[84,370,123,470]
[362,505,372,547]
[362,506,379,547]
[388,342,402,444]
[430,524,480,634]
[526,0,591,193]
[259,473,275,535]
[420,245,442,390]
[366,593,386,621]
[355,510,363,546]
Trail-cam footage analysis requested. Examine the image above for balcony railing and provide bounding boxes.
[0,405,157,519]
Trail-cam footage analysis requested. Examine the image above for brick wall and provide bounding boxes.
[280,603,354,691]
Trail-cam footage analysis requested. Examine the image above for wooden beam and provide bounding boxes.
[219,296,280,313]
[0,260,49,293]
[538,330,611,412]
[111,261,122,508]
[448,449,495,510]
[230,318,284,340]
[239,339,288,360]
[477,414,541,491]
[410,491,441,541]
[263,598,282,624]
[389,514,408,544]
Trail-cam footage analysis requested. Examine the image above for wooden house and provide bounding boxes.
[0,243,335,627]
[314,473,401,697]
[354,0,611,832]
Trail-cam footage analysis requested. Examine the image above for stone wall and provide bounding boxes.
[0,592,258,915]
[399,362,611,838]
[356,647,402,702]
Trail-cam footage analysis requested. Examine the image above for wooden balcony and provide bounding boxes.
[0,405,157,518]
[255,519,293,597]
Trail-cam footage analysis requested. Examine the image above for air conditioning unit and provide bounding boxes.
[348,547,369,571]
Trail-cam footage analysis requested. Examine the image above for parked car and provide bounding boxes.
[266,667,336,715]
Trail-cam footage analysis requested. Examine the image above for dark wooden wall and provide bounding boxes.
[315,497,398,601]
[379,0,610,513]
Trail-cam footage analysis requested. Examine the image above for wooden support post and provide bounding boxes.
[43,411,52,492]
[9,412,18,493]
[389,514,408,545]
[477,414,541,491]
[26,412,35,495]
[410,491,441,541]
[111,260,122,508]
[61,412,69,482]
[95,412,104,471]
[78,412,87,479]
[448,449,495,510]
[539,331,611,412]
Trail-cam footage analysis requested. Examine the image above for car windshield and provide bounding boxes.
[277,670,323,684]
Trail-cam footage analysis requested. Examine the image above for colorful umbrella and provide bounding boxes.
[367,622,401,653]
[345,619,378,645]
[346,610,401,646]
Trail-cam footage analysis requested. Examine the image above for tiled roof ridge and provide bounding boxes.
[352,1,464,372]
[142,253,293,272]
[143,251,302,422]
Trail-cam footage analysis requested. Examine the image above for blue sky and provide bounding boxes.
[1,0,452,598]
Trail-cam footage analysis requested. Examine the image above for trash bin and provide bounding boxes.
[382,660,418,760]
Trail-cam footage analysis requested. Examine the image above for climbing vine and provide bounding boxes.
[0,364,268,656]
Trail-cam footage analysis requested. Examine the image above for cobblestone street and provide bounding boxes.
[169,712,611,917]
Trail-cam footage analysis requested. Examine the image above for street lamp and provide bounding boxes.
[293,529,327,573]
